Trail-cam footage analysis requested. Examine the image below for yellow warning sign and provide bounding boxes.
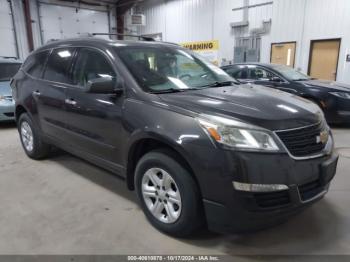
[181,40,219,51]
[181,40,219,65]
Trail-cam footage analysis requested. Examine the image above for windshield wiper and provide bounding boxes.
[150,88,185,94]
[200,81,238,88]
[294,78,310,81]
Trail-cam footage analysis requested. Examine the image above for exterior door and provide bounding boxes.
[39,47,76,140]
[64,47,124,165]
[308,39,341,81]
[271,42,296,67]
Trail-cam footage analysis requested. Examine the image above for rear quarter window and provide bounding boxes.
[23,50,50,78]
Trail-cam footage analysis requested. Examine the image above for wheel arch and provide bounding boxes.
[15,104,28,122]
[125,133,200,195]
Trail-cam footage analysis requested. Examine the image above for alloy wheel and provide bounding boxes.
[21,121,34,152]
[141,167,182,224]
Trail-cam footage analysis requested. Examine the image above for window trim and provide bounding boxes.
[22,49,51,80]
[41,47,77,85]
[69,46,119,90]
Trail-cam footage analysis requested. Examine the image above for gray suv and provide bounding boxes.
[11,37,338,236]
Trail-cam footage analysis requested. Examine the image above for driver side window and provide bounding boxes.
[248,67,276,81]
[72,48,116,88]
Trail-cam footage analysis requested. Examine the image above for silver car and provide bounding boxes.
[0,58,21,122]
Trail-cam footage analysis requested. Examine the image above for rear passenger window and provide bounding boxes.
[43,48,75,84]
[72,48,116,87]
[23,50,49,78]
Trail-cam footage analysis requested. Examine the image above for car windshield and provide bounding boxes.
[271,64,310,81]
[115,46,234,93]
[0,63,21,81]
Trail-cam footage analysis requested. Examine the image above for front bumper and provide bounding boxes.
[0,101,15,121]
[200,150,338,234]
[323,96,350,124]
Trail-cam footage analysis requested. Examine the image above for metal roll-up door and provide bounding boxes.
[38,2,110,43]
[0,0,18,57]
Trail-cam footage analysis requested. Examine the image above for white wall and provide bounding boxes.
[137,0,273,65]
[135,0,350,84]
[270,0,350,84]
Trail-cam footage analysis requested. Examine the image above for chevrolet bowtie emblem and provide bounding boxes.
[316,131,329,144]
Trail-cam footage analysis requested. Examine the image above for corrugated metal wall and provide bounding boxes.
[0,0,117,59]
[271,0,350,83]
[137,0,350,83]
[138,0,273,64]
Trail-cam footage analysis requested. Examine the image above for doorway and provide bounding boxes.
[308,39,341,81]
[271,42,296,67]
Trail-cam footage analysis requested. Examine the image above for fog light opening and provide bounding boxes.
[233,182,289,192]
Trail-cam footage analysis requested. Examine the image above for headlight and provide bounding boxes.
[0,95,5,101]
[331,92,350,99]
[198,115,279,151]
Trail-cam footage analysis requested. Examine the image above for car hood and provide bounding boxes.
[158,84,323,131]
[0,81,12,96]
[300,79,350,92]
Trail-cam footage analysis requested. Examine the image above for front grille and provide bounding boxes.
[298,179,324,202]
[276,122,327,157]
[254,190,291,209]
[3,96,12,101]
[4,112,14,117]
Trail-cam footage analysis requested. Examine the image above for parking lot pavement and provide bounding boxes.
[0,122,350,255]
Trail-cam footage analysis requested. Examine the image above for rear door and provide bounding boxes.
[64,47,124,165]
[39,47,76,140]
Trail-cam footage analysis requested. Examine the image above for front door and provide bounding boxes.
[308,39,341,81]
[64,47,124,166]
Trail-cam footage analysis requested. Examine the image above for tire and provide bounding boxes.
[135,149,204,237]
[18,113,50,159]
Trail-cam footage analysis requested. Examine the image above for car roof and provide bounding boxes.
[34,37,181,53]
[0,57,22,64]
[222,63,278,69]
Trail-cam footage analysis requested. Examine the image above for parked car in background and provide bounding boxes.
[12,38,338,236]
[221,63,350,124]
[0,58,22,122]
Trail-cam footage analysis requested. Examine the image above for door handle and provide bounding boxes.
[65,98,77,106]
[33,90,41,96]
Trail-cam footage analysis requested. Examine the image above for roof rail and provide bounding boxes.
[92,33,156,41]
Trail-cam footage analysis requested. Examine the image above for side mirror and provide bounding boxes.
[271,77,282,83]
[85,77,122,94]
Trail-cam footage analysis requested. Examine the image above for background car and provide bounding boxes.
[221,63,350,125]
[0,58,22,122]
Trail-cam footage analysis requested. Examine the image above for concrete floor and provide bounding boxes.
[0,122,350,256]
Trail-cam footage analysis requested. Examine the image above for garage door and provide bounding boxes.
[39,3,110,43]
[0,0,17,57]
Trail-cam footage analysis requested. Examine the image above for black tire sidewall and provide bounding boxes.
[135,150,203,237]
[18,113,47,159]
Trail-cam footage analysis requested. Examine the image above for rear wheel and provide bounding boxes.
[18,113,50,159]
[135,149,204,237]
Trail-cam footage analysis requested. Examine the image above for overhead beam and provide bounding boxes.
[232,1,273,11]
[23,0,34,51]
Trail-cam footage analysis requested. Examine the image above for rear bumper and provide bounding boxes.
[0,103,15,121]
[201,151,338,234]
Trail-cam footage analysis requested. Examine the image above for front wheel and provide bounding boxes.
[135,149,204,237]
